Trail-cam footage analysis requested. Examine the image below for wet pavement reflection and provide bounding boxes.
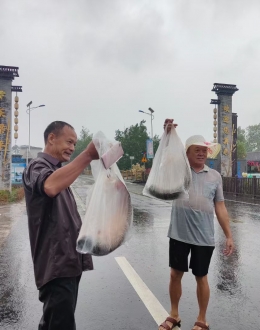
[0,203,34,330]
[0,203,24,248]
[0,176,259,329]
[130,198,260,329]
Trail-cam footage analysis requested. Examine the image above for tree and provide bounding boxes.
[237,127,247,159]
[245,124,260,152]
[115,120,160,170]
[70,127,93,161]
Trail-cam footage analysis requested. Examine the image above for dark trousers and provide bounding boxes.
[38,276,81,330]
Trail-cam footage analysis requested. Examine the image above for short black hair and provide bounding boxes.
[44,121,74,144]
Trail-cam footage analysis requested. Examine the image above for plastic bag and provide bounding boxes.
[143,126,191,200]
[76,132,133,256]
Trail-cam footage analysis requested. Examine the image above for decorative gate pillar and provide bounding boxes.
[211,83,238,177]
[0,66,22,190]
[232,112,238,177]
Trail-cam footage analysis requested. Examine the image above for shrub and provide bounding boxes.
[0,187,25,205]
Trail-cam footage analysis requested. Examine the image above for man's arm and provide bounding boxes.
[44,142,98,197]
[215,201,234,256]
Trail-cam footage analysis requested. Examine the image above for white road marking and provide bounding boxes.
[115,256,181,329]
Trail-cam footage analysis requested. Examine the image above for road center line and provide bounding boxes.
[115,256,180,328]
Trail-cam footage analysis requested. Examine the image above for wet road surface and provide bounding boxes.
[0,175,259,329]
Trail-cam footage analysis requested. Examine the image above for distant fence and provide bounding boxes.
[223,177,260,198]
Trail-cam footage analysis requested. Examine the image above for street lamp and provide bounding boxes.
[138,107,154,139]
[139,107,155,163]
[26,101,45,165]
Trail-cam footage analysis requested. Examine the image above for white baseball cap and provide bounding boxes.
[185,135,221,159]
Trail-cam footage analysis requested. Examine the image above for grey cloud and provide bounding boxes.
[1,0,260,148]
[176,0,260,22]
[61,1,174,70]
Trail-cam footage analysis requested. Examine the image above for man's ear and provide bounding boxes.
[47,133,56,146]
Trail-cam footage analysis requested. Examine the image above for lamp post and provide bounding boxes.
[26,101,45,165]
[139,107,155,162]
[129,156,134,168]
[138,107,154,139]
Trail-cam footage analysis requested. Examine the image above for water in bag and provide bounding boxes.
[76,132,133,256]
[143,126,191,200]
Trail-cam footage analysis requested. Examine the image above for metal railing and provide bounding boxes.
[222,177,260,198]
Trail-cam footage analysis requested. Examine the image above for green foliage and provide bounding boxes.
[69,124,161,170]
[245,124,260,152]
[237,140,246,159]
[0,187,24,205]
[237,127,247,159]
[70,127,93,161]
[115,120,160,170]
[236,124,260,156]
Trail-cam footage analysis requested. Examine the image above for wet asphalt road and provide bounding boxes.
[0,175,260,330]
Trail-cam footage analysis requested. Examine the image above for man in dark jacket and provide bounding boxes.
[23,121,99,330]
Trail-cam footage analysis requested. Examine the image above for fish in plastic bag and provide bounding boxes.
[143,126,191,200]
[76,132,133,256]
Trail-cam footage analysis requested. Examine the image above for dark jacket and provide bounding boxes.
[22,152,93,289]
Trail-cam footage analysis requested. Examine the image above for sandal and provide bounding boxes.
[159,317,181,330]
[192,321,210,330]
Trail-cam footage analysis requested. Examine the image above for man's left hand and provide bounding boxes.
[224,237,234,256]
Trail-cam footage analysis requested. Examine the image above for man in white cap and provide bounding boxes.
[159,119,234,330]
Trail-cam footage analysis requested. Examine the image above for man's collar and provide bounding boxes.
[38,152,62,167]
[191,165,209,173]
[202,165,209,172]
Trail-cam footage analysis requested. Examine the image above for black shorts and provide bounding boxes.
[169,238,215,277]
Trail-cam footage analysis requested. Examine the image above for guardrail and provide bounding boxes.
[222,177,260,198]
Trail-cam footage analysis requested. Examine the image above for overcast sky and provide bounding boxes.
[1,0,260,149]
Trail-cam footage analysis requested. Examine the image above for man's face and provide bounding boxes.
[187,145,208,167]
[51,126,77,162]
